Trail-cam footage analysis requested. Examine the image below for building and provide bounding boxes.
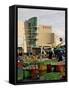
[18,21,27,53]
[18,17,58,54]
[24,17,37,53]
[24,17,55,54]
[36,25,54,48]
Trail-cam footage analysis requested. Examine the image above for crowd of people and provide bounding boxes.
[48,47,65,61]
[17,46,65,63]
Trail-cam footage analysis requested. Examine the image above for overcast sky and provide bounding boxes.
[18,8,65,42]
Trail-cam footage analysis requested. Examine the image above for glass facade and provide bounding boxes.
[27,17,37,48]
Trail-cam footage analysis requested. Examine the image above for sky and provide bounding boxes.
[18,8,65,42]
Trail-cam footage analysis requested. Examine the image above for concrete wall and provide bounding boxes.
[18,21,27,53]
[36,25,54,47]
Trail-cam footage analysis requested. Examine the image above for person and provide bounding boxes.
[58,50,63,61]
[48,49,53,59]
[54,48,57,58]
